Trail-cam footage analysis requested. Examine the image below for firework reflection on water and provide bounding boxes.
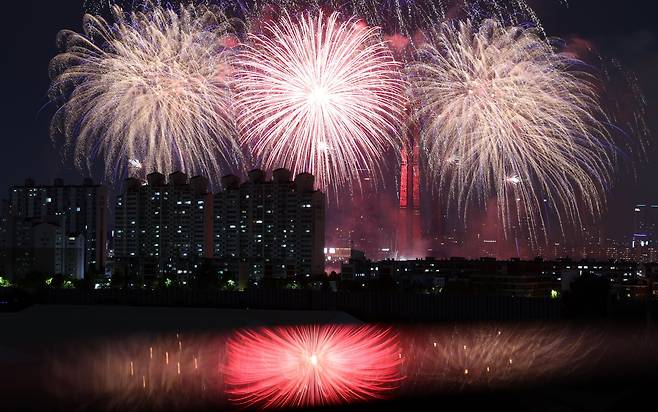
[401,324,599,393]
[47,324,605,410]
[49,332,227,410]
[224,324,403,408]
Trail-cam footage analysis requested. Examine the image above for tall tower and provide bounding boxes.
[400,143,421,210]
[396,119,423,259]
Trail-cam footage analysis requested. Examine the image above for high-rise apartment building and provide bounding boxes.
[4,178,107,278]
[630,204,658,262]
[214,169,325,281]
[31,222,85,279]
[114,172,213,284]
[113,169,325,285]
[633,204,658,247]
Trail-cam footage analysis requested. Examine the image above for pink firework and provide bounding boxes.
[224,324,403,408]
[235,11,408,195]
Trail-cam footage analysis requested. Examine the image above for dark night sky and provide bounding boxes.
[0,0,656,238]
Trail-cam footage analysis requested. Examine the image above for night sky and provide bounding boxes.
[0,0,656,238]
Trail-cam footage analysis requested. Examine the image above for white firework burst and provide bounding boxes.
[234,11,408,195]
[49,2,243,186]
[407,19,615,238]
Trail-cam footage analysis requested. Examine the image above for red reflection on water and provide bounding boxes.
[224,324,403,409]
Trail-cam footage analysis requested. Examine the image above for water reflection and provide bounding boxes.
[47,323,637,410]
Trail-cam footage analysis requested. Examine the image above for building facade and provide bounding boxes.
[214,169,325,282]
[114,172,212,285]
[31,222,85,279]
[631,204,658,261]
[633,204,658,244]
[3,178,107,279]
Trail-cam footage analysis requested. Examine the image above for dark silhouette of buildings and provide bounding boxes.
[340,255,655,301]
[113,169,325,287]
[633,204,658,246]
[1,178,107,280]
[631,204,658,262]
[114,172,213,286]
[214,169,325,285]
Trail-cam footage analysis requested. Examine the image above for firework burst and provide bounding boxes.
[407,19,615,238]
[401,325,598,392]
[224,325,403,408]
[235,11,408,195]
[49,2,243,186]
[349,0,552,37]
[48,333,226,411]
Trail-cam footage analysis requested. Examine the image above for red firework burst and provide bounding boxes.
[224,324,403,409]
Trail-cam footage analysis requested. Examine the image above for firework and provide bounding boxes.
[401,325,598,392]
[224,324,402,408]
[84,0,562,39]
[46,324,647,410]
[349,0,552,36]
[49,2,243,186]
[235,11,408,195]
[48,333,225,410]
[407,19,614,238]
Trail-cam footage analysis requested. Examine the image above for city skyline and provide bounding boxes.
[1,3,658,410]
[2,171,656,271]
[0,0,656,245]
[113,168,325,287]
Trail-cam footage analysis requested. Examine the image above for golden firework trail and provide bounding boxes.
[407,19,614,238]
[49,2,244,186]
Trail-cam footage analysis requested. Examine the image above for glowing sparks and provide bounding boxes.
[403,325,597,391]
[225,324,403,408]
[128,158,143,170]
[47,325,614,409]
[350,0,551,37]
[309,353,319,367]
[506,176,522,185]
[407,19,614,238]
[235,11,407,195]
[48,334,226,410]
[49,3,243,186]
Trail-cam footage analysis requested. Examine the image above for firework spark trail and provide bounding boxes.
[597,56,650,162]
[49,2,243,186]
[82,1,567,51]
[45,324,631,410]
[406,19,615,239]
[401,325,598,392]
[218,0,558,34]
[348,0,555,35]
[235,11,407,195]
[48,333,226,411]
[224,324,403,409]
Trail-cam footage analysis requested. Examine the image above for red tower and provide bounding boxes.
[399,144,421,210]
[396,119,423,258]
